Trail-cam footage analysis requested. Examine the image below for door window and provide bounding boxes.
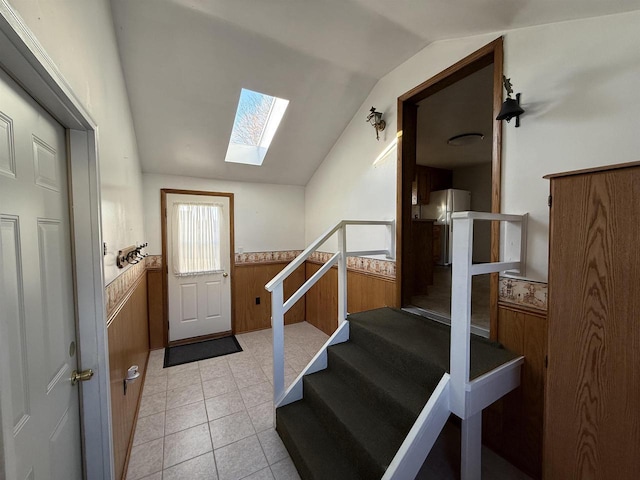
[171,202,223,275]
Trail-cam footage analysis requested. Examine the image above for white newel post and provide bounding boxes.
[451,215,482,480]
[271,283,285,406]
[450,216,473,417]
[337,224,347,324]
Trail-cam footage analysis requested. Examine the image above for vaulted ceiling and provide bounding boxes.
[110,0,640,185]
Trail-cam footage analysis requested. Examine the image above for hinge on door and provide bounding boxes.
[548,195,552,207]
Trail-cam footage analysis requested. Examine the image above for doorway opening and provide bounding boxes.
[396,38,503,339]
[161,189,235,346]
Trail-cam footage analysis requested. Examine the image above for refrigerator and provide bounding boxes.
[419,189,471,265]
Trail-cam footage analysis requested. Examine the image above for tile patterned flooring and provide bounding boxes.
[126,322,329,480]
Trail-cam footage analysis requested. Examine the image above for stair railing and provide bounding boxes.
[449,211,527,479]
[265,219,395,405]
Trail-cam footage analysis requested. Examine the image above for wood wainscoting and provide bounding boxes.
[234,262,306,333]
[305,261,397,335]
[483,302,547,479]
[147,268,164,350]
[107,273,150,480]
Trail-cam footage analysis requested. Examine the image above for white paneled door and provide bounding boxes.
[166,193,232,342]
[0,67,83,479]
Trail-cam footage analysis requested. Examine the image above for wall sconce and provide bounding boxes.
[366,106,386,140]
[496,76,525,127]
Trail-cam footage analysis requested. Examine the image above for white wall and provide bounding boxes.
[143,174,305,255]
[306,11,640,282]
[9,0,145,284]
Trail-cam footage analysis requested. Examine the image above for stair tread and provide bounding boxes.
[328,342,438,422]
[304,369,406,476]
[276,400,361,480]
[348,307,519,379]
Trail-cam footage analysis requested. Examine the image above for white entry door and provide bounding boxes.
[0,67,83,479]
[166,193,232,342]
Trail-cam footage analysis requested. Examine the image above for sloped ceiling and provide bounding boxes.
[110,0,640,185]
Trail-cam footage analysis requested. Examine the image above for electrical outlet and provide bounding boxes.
[255,297,260,305]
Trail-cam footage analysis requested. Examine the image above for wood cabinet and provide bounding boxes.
[432,224,442,265]
[410,220,434,295]
[543,162,640,479]
[411,165,452,205]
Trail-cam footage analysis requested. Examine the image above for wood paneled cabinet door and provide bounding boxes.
[543,162,640,479]
[411,165,452,205]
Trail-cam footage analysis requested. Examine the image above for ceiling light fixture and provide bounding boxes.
[447,133,484,146]
[366,107,386,141]
[496,76,525,127]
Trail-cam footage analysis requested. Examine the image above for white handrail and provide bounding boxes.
[449,211,527,417]
[265,219,394,292]
[449,211,527,480]
[266,219,395,405]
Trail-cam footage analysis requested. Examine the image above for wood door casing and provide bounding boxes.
[544,164,640,478]
[160,189,235,346]
[397,37,504,338]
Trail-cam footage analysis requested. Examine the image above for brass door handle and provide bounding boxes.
[71,369,94,385]
[222,272,229,277]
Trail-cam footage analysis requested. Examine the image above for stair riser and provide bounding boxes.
[275,415,316,480]
[303,377,387,479]
[349,323,448,386]
[326,348,417,431]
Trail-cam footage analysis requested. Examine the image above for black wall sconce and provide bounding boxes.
[496,76,525,127]
[366,106,386,140]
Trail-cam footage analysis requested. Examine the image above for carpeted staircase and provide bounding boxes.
[276,307,518,480]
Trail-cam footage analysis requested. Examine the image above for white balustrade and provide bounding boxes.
[265,220,395,405]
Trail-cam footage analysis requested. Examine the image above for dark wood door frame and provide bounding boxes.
[160,188,236,347]
[396,37,504,339]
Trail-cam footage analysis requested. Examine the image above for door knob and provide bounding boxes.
[222,272,229,277]
[71,369,94,385]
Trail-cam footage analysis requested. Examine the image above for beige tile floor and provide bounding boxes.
[126,321,329,480]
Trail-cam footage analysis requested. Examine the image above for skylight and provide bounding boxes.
[224,88,289,166]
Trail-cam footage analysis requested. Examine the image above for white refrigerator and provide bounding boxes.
[419,189,471,265]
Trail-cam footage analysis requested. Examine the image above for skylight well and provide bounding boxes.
[224,88,289,166]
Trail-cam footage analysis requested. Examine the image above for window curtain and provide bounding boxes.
[171,202,223,276]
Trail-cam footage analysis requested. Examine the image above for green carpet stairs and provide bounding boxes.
[276,307,518,480]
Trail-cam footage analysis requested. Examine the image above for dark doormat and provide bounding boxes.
[163,335,243,368]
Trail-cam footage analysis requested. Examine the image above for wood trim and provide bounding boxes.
[396,37,504,331]
[168,329,233,347]
[234,262,305,333]
[490,37,504,341]
[305,262,397,336]
[147,269,164,350]
[161,190,168,347]
[107,275,149,479]
[305,258,396,283]
[483,302,547,479]
[160,189,235,347]
[498,300,546,318]
[542,160,640,179]
[121,352,150,480]
[398,38,501,103]
[106,269,147,328]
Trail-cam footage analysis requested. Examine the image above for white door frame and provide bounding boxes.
[0,3,113,480]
